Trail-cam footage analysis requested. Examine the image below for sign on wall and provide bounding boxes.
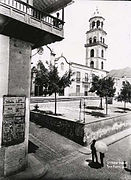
[2,96,26,146]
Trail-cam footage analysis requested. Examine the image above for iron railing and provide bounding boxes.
[0,0,64,29]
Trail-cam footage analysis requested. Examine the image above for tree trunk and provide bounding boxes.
[55,92,57,115]
[105,97,108,115]
[100,97,103,109]
[124,101,126,112]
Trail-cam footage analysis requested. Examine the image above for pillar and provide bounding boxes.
[0,34,32,176]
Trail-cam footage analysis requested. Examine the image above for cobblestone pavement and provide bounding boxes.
[29,122,131,180]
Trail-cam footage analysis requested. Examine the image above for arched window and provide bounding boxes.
[101,62,104,69]
[100,37,102,42]
[90,61,94,68]
[101,50,104,58]
[90,49,94,57]
[89,38,92,44]
[92,21,95,29]
[103,38,105,44]
[97,20,100,28]
[93,36,97,43]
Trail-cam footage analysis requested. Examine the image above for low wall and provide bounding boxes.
[84,113,131,145]
[30,111,131,146]
[30,111,85,145]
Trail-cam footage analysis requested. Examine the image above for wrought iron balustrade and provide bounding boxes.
[0,0,64,29]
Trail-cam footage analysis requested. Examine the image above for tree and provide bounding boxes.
[89,75,103,109]
[89,76,116,115]
[116,81,131,111]
[101,77,116,115]
[48,64,73,115]
[34,61,73,115]
[34,61,49,96]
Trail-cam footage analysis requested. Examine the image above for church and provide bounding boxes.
[55,9,108,96]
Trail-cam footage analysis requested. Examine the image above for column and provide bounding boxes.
[0,34,32,176]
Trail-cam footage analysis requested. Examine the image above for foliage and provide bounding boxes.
[90,76,115,97]
[34,61,73,114]
[89,75,100,94]
[34,61,49,96]
[89,75,116,114]
[34,61,73,96]
[116,81,131,110]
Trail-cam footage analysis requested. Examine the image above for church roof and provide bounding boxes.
[33,0,73,13]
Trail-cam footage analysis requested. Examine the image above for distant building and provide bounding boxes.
[107,67,131,96]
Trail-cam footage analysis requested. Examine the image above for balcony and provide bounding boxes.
[82,78,89,84]
[85,41,108,49]
[0,0,65,48]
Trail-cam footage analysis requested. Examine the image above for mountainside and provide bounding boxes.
[107,67,131,78]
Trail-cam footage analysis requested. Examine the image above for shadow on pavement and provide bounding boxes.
[86,159,102,169]
[28,140,39,153]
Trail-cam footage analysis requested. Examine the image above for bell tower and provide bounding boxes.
[85,8,108,70]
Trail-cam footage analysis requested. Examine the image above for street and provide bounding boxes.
[29,121,131,180]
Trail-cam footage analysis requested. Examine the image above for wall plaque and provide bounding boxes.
[2,96,26,146]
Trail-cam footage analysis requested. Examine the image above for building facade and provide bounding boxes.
[107,67,131,96]
[0,0,72,176]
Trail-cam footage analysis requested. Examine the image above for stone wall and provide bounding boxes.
[30,111,85,145]
[84,113,131,146]
[30,111,131,146]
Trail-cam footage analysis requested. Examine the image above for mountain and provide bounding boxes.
[107,67,131,78]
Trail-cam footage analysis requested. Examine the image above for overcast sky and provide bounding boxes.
[33,0,131,71]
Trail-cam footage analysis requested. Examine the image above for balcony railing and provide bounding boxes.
[85,41,108,48]
[0,0,64,29]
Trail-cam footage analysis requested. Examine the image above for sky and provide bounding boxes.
[32,0,131,71]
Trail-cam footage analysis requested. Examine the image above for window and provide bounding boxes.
[89,38,92,44]
[90,61,94,68]
[101,61,104,69]
[90,49,94,57]
[94,36,97,43]
[100,37,102,42]
[76,85,80,96]
[97,20,100,28]
[85,73,88,82]
[92,21,95,29]
[76,72,81,82]
[101,50,104,58]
